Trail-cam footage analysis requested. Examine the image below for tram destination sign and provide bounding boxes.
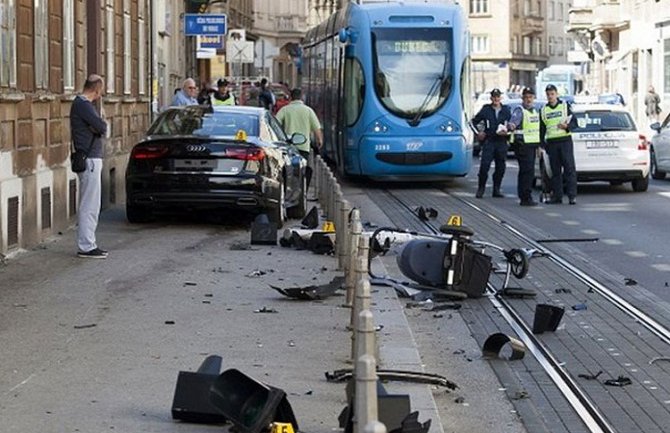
[184,13,227,36]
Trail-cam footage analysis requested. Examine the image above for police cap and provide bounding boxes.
[490,88,502,97]
[545,84,558,92]
[217,78,228,88]
[522,87,535,96]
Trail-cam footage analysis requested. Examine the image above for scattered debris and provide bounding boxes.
[432,313,444,318]
[213,267,230,273]
[301,206,319,229]
[510,390,529,400]
[250,214,278,245]
[325,368,457,390]
[415,206,438,221]
[202,300,211,304]
[184,282,197,286]
[13,303,28,308]
[454,396,465,404]
[165,320,175,325]
[305,390,313,395]
[270,276,344,300]
[604,376,632,387]
[624,278,638,286]
[246,270,270,278]
[482,333,526,360]
[204,293,213,297]
[649,356,670,365]
[578,370,603,380]
[230,241,259,251]
[73,323,97,329]
[532,304,564,334]
[254,307,278,314]
[571,303,587,311]
[389,411,431,433]
[555,288,572,294]
[363,221,379,229]
[587,288,594,293]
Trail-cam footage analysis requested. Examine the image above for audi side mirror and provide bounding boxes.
[650,122,661,133]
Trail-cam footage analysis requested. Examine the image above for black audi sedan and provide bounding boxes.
[125,105,308,227]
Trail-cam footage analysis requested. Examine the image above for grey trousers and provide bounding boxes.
[77,158,102,252]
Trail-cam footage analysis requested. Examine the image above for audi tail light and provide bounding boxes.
[225,148,265,161]
[131,144,169,159]
[638,135,648,151]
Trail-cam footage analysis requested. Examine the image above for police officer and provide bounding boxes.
[540,84,577,205]
[212,79,236,106]
[508,87,540,206]
[470,88,512,198]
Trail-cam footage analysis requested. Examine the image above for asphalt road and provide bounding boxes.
[455,157,670,302]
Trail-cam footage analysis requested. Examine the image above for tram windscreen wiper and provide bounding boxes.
[408,76,443,127]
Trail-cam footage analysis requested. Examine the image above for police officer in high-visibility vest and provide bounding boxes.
[508,87,540,206]
[212,79,236,106]
[540,84,577,205]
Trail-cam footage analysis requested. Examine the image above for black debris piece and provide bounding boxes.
[171,355,226,424]
[371,236,391,256]
[301,206,319,229]
[555,288,572,294]
[454,396,465,404]
[482,333,526,360]
[165,320,175,325]
[578,370,603,380]
[497,287,537,298]
[587,287,595,293]
[73,323,97,329]
[251,214,278,245]
[184,282,197,286]
[389,411,432,433]
[624,277,638,286]
[254,307,278,314]
[604,376,632,387]
[428,302,462,311]
[209,369,299,433]
[246,270,268,278]
[511,390,529,400]
[415,206,438,222]
[572,303,587,311]
[305,390,313,395]
[532,304,564,334]
[230,241,259,251]
[363,221,379,229]
[270,276,344,300]
[325,368,457,390]
[308,232,335,255]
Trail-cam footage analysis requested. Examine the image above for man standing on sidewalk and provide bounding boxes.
[276,88,323,191]
[508,87,541,206]
[71,74,108,258]
[645,86,662,123]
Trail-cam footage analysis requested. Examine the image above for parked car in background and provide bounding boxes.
[238,82,291,114]
[649,113,670,180]
[125,105,308,226]
[535,104,650,192]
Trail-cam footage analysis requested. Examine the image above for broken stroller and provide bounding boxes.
[369,222,543,299]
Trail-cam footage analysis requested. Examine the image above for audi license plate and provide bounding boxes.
[174,159,217,169]
[585,140,618,149]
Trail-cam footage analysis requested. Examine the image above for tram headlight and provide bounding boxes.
[439,121,459,133]
[370,121,389,133]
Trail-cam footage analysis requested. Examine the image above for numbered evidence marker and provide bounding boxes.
[271,422,295,433]
[447,214,462,227]
[322,221,335,232]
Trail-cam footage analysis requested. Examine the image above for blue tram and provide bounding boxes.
[301,1,472,179]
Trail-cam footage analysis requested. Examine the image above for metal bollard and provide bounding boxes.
[337,200,351,271]
[350,263,371,356]
[364,421,387,433]
[345,210,362,307]
[354,355,379,433]
[355,309,376,366]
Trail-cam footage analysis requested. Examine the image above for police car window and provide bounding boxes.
[573,111,635,132]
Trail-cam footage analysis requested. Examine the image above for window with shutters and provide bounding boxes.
[0,0,17,87]
[106,0,115,93]
[34,0,49,89]
[63,0,75,91]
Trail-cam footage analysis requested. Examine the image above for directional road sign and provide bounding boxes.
[184,14,227,36]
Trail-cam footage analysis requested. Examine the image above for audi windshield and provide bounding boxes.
[372,28,453,119]
[148,107,260,137]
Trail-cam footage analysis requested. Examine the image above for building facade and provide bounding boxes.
[0,0,194,256]
[466,0,549,94]
[567,0,670,124]
[253,0,309,86]
[546,0,572,64]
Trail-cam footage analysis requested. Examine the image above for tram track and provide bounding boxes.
[380,187,668,433]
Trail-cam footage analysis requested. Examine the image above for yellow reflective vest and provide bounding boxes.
[511,107,541,145]
[541,102,571,140]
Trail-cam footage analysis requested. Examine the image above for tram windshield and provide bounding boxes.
[372,28,453,119]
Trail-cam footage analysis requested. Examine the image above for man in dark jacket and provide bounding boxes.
[258,78,275,111]
[70,74,108,258]
[470,88,512,198]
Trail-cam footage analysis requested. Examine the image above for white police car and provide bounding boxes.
[536,104,650,192]
[649,114,670,179]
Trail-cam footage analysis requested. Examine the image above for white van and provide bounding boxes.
[536,104,650,192]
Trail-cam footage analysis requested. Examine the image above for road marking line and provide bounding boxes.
[659,192,670,199]
[651,264,670,272]
[625,251,648,258]
[563,220,580,226]
[545,212,561,217]
[581,229,600,235]
[602,239,623,245]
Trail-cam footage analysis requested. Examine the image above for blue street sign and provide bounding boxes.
[184,14,227,36]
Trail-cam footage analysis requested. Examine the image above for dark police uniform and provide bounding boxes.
[540,97,577,204]
[470,92,511,198]
[510,103,541,205]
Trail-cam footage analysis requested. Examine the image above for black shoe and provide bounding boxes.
[569,197,577,205]
[520,200,538,206]
[77,248,108,259]
[546,198,563,204]
[492,191,504,198]
[475,188,484,198]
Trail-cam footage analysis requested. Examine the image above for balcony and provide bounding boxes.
[275,16,307,34]
[591,0,629,31]
[521,16,544,35]
[567,5,594,32]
